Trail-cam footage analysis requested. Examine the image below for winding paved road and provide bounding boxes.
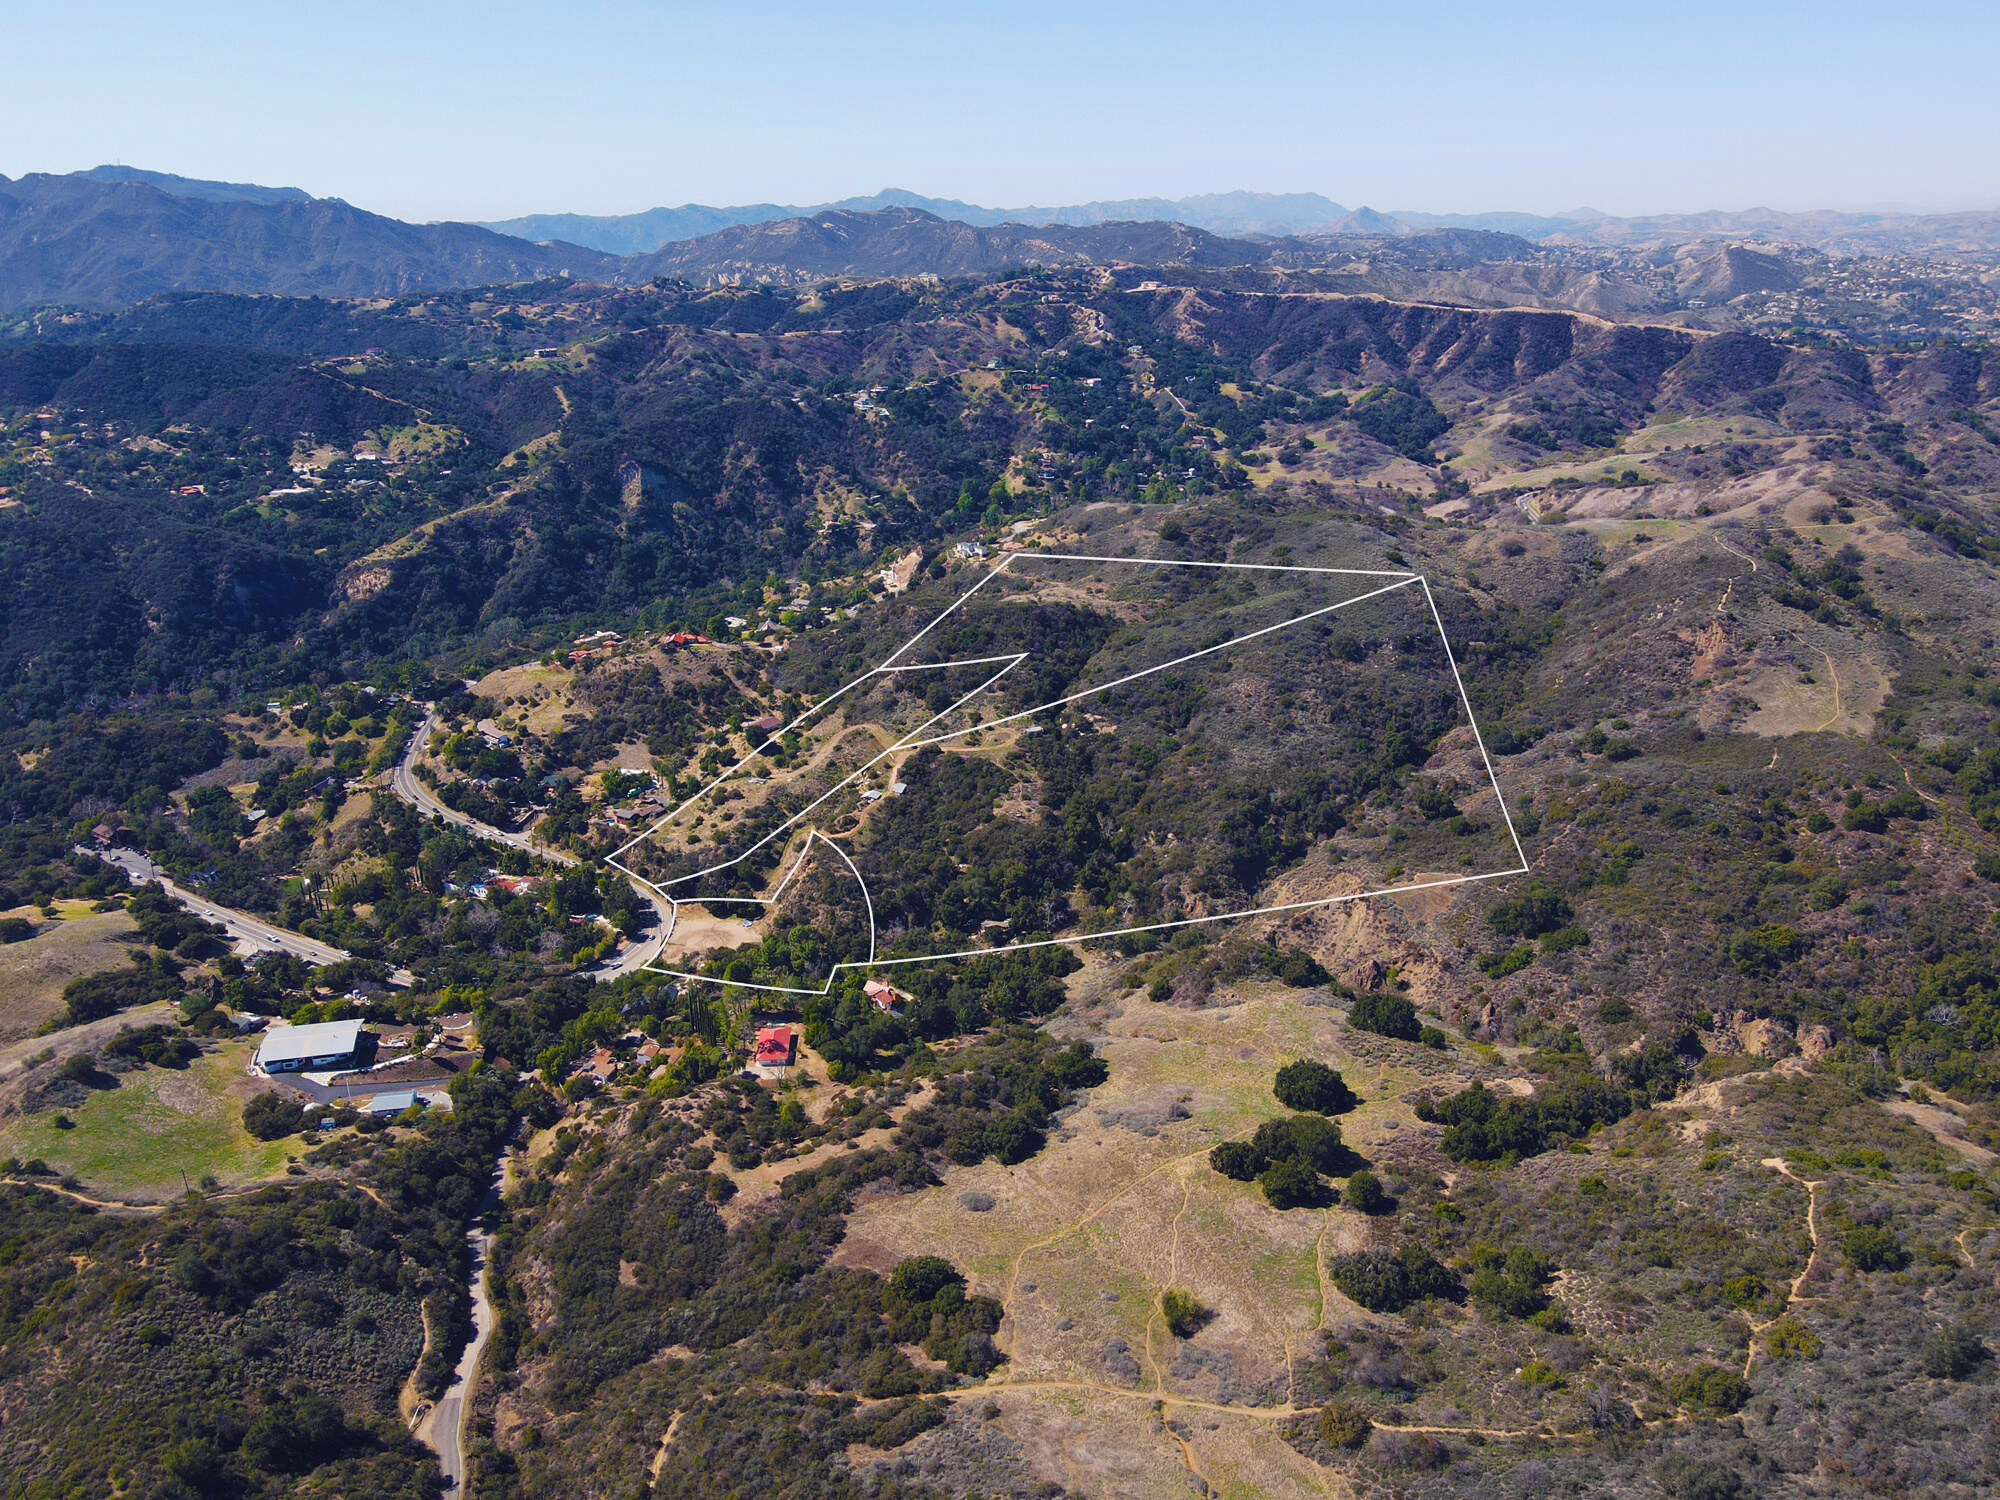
[389,710,670,981]
[416,1150,512,1498]
[393,710,579,865]
[77,846,352,967]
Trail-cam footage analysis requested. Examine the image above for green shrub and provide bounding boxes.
[1345,1169,1390,1214]
[1317,1400,1372,1450]
[1721,1273,1767,1309]
[1486,882,1573,939]
[1671,1363,1750,1414]
[1468,1244,1555,1318]
[1765,1315,1821,1359]
[1267,948,1330,987]
[1419,1076,1629,1163]
[1327,1245,1462,1313]
[1882,788,1927,820]
[1841,1224,1908,1272]
[1272,1059,1358,1114]
[58,1053,97,1084]
[1729,923,1806,975]
[104,1024,199,1069]
[859,1347,926,1399]
[60,966,179,1026]
[1920,1321,1990,1379]
[243,1092,308,1141]
[889,1256,964,1303]
[1258,1156,1320,1209]
[1160,1288,1209,1338]
[1476,947,1533,977]
[1656,1453,1745,1500]
[1348,992,1421,1041]
[1209,1140,1261,1181]
[1250,1114,1344,1173]
[1597,997,1635,1024]
[163,1438,225,1490]
[1540,924,1590,953]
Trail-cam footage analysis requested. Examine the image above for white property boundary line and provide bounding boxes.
[606,553,1529,996]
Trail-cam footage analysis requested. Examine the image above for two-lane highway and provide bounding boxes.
[78,845,352,967]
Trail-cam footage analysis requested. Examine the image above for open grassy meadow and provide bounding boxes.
[0,1031,292,1199]
[0,900,140,1041]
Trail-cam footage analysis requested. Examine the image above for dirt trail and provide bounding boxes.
[1708,532,1758,613]
[1887,753,1944,805]
[1742,1158,1826,1378]
[969,1379,1582,1443]
[1813,651,1843,733]
[1140,1172,1200,1393]
[1001,1137,1246,1354]
[0,1176,167,1213]
[649,1410,685,1481]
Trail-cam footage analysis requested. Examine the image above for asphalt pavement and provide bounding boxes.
[77,845,351,967]
[419,1159,506,1498]
[387,710,670,982]
[392,710,577,865]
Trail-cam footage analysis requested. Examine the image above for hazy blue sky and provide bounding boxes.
[6,0,1996,222]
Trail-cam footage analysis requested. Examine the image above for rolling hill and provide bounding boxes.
[0,171,621,310]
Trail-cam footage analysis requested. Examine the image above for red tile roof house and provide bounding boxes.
[864,979,909,1014]
[754,1025,797,1070]
[570,1047,618,1088]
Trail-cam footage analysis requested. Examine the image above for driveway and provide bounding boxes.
[418,1152,509,1498]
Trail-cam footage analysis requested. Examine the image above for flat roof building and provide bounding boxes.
[255,1019,364,1074]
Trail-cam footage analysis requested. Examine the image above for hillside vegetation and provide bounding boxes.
[0,260,1994,1498]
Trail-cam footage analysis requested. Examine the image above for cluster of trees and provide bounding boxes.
[894,1029,1107,1168]
[1415,1076,1632,1164]
[1210,1059,1363,1207]
[1326,1245,1463,1313]
[1346,991,1448,1048]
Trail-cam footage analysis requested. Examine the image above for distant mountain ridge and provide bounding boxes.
[623,206,1281,282]
[0,171,620,311]
[77,165,316,207]
[479,188,1367,251]
[5,167,2000,314]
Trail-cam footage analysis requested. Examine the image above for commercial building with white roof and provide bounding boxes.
[254,1019,365,1074]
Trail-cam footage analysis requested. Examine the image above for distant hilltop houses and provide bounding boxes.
[562,628,708,664]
